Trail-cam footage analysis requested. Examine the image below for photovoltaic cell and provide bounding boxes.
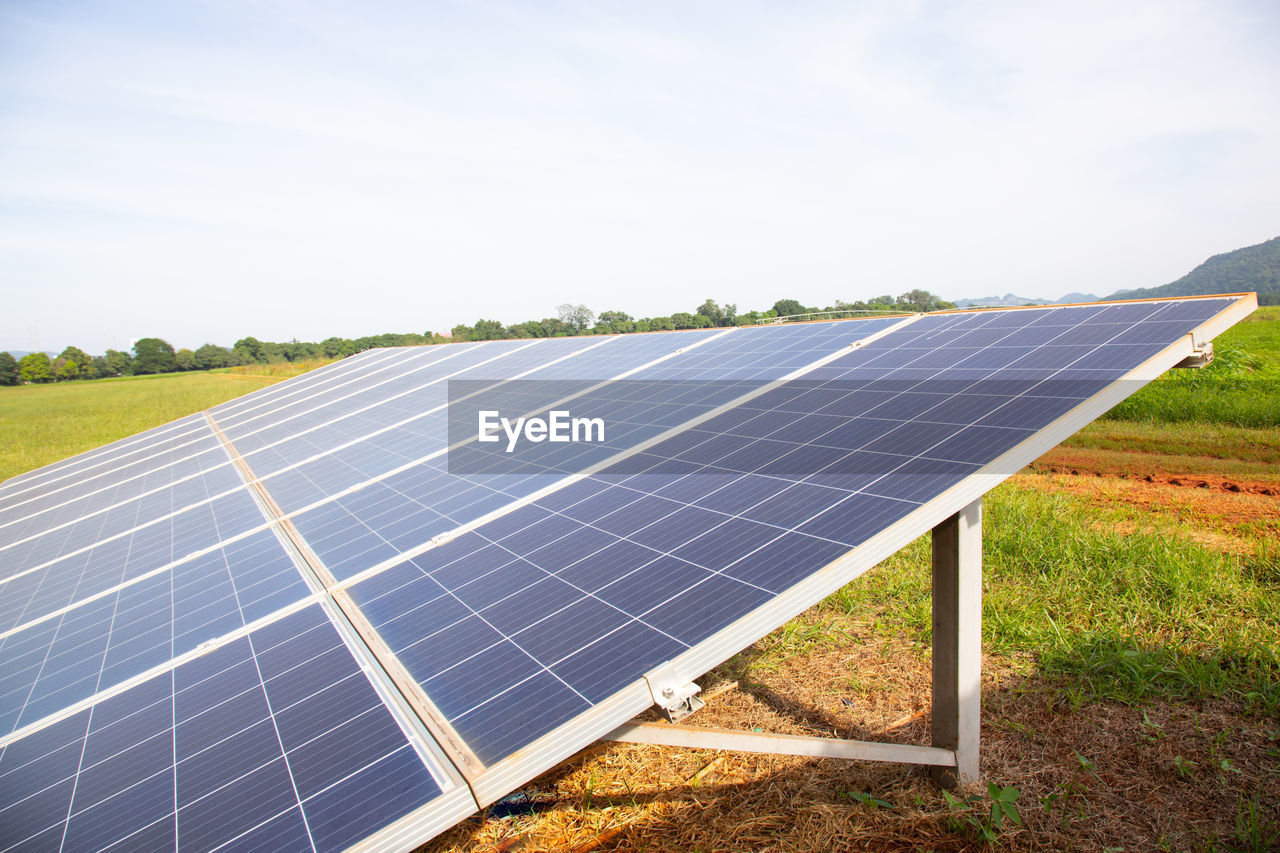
[0,605,452,853]
[0,528,310,738]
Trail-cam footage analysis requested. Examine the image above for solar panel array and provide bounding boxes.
[0,294,1254,851]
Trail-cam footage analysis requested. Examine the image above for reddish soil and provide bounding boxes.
[1032,446,1279,496]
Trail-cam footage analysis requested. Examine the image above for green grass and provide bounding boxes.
[1104,306,1280,428]
[1062,419,1280,464]
[0,371,282,482]
[821,483,1280,713]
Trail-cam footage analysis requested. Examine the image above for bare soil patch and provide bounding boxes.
[1032,446,1279,496]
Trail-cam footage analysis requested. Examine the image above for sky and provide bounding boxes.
[2,0,1278,354]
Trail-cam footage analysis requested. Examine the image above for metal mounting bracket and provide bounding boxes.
[643,669,705,723]
[1174,339,1213,369]
[608,498,984,790]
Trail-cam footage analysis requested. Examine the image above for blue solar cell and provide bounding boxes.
[0,605,449,853]
[0,530,311,738]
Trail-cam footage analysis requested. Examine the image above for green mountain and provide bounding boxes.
[1108,235,1280,305]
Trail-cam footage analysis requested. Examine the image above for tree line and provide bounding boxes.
[0,290,953,386]
[446,290,952,341]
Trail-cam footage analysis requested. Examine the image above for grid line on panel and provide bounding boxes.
[224,339,547,458]
[630,300,1172,510]
[202,410,487,790]
[329,316,918,594]
[258,326,743,581]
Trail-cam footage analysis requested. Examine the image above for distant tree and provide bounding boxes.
[538,317,571,337]
[175,348,197,370]
[18,352,53,383]
[53,357,80,380]
[671,312,712,329]
[194,343,232,369]
[895,289,955,313]
[87,356,112,379]
[233,336,265,363]
[557,303,594,333]
[104,349,133,376]
[320,337,355,358]
[471,319,507,341]
[282,341,320,362]
[696,299,724,326]
[772,299,806,318]
[450,324,473,342]
[258,341,286,363]
[53,346,92,380]
[647,316,675,331]
[507,321,544,339]
[132,337,178,374]
[0,352,19,386]
[597,310,635,334]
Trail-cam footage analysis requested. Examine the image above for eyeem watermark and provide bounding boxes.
[478,410,605,453]
[447,378,1204,476]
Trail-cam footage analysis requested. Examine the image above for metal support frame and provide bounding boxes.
[605,498,984,789]
[1174,339,1214,369]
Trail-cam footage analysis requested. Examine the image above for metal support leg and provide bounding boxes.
[930,498,982,788]
[606,499,984,785]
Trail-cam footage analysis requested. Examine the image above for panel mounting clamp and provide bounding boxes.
[1174,338,1213,369]
[643,668,705,723]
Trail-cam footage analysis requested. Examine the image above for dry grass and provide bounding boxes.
[425,622,1279,852]
[213,358,337,379]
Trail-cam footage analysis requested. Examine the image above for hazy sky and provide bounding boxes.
[2,0,1278,353]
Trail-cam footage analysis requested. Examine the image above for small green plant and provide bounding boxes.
[942,783,1022,843]
[1172,755,1197,779]
[1140,710,1166,743]
[845,791,893,810]
[1228,794,1280,853]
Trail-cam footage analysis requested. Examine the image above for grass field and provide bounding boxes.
[3,308,1277,851]
[0,369,293,481]
[1103,305,1280,428]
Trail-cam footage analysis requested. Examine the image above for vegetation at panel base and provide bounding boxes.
[1103,305,1280,428]
[821,483,1280,714]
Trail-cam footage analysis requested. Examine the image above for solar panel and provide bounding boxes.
[0,294,1255,850]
